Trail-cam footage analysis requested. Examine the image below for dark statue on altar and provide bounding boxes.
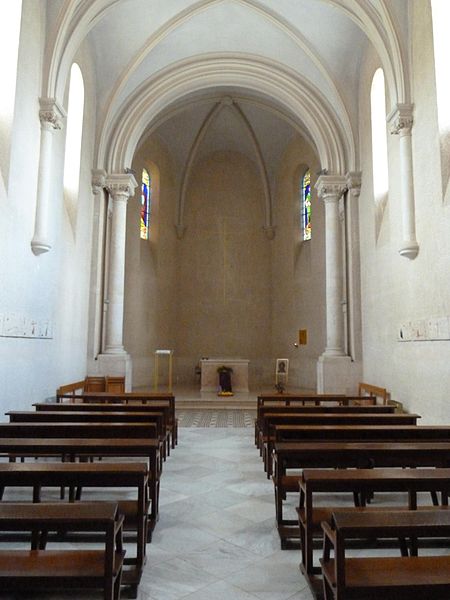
[217,366,233,395]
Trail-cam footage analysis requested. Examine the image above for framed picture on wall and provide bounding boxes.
[275,358,289,376]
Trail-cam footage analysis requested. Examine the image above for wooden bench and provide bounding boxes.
[358,382,389,405]
[273,441,450,548]
[0,462,148,596]
[56,380,86,399]
[255,402,396,449]
[261,412,420,476]
[6,412,168,462]
[298,467,450,594]
[0,437,160,532]
[0,502,124,600]
[53,393,178,449]
[321,509,450,599]
[55,377,125,399]
[275,424,450,443]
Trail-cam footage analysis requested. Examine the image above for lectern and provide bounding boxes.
[154,349,173,392]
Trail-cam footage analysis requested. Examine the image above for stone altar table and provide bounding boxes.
[200,358,249,392]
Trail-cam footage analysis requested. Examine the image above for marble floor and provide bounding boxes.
[141,427,313,600]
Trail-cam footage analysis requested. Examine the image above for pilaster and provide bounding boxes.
[388,103,419,259]
[31,98,66,255]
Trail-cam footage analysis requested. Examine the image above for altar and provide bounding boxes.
[200,358,250,393]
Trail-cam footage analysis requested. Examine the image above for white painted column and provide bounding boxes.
[316,175,347,356]
[31,98,65,255]
[389,104,419,259]
[104,173,137,354]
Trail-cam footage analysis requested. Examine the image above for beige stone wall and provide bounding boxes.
[176,151,272,386]
[125,137,178,387]
[125,133,326,390]
[272,136,325,390]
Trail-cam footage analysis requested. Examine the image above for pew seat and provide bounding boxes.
[0,502,124,600]
[321,510,450,599]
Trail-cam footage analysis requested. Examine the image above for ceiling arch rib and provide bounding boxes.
[100,54,350,176]
[175,97,274,240]
[45,0,409,133]
[140,93,314,150]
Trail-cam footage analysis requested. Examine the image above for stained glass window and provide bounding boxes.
[140,168,151,240]
[301,169,311,241]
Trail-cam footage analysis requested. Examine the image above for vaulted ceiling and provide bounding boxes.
[44,0,411,173]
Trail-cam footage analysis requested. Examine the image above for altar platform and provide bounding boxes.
[133,384,314,410]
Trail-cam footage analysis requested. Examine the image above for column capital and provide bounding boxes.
[105,173,138,199]
[388,103,414,135]
[91,169,107,195]
[315,175,347,202]
[38,98,66,130]
[346,171,362,198]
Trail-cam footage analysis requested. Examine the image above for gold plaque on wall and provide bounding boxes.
[299,329,307,345]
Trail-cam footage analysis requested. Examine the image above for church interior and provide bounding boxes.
[1,1,450,599]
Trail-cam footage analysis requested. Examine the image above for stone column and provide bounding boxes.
[316,175,360,394]
[103,173,137,354]
[389,104,419,259]
[316,175,348,356]
[31,98,66,255]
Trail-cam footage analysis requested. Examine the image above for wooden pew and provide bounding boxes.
[321,510,450,600]
[56,380,85,399]
[273,441,450,548]
[255,402,396,449]
[0,462,148,596]
[298,467,450,594]
[0,438,160,532]
[275,424,450,443]
[261,412,420,475]
[0,421,164,491]
[36,399,177,451]
[53,393,178,449]
[358,381,389,405]
[55,377,126,398]
[6,412,168,462]
[0,502,124,600]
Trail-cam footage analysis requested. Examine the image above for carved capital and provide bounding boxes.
[105,173,138,200]
[315,175,347,202]
[263,225,276,240]
[346,171,362,198]
[91,169,107,195]
[38,98,66,130]
[388,103,414,135]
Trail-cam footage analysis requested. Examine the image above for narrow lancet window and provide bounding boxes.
[140,168,151,239]
[63,63,84,218]
[370,68,388,206]
[301,169,311,241]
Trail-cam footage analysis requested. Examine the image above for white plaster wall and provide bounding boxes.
[272,136,325,390]
[0,4,96,411]
[359,1,450,423]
